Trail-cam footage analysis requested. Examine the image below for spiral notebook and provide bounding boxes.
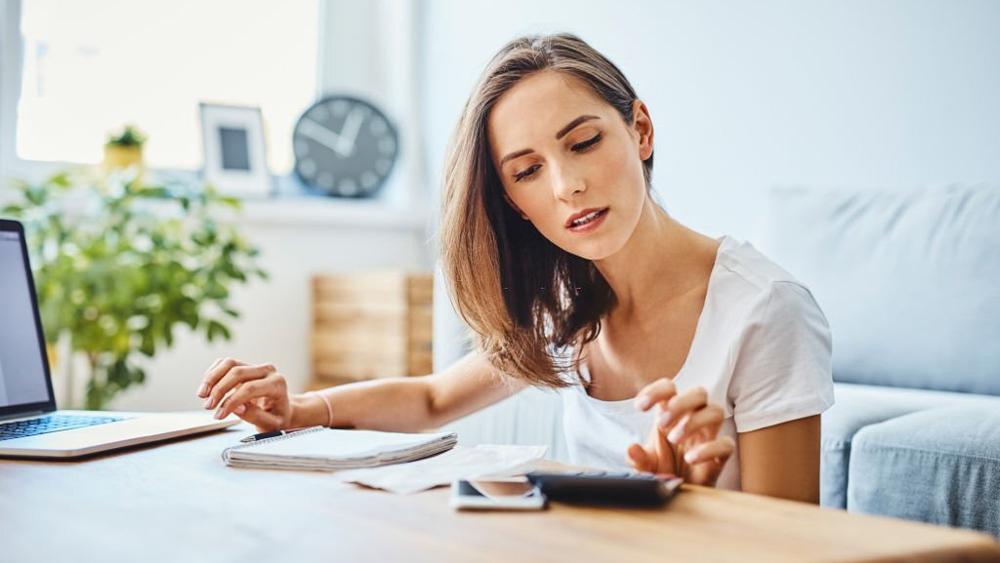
[221,426,458,471]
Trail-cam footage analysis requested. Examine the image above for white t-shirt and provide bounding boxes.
[559,235,834,490]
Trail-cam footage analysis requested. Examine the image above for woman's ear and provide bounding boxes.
[631,99,654,161]
[502,191,530,220]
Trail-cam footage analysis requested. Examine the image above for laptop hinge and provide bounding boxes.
[0,410,48,423]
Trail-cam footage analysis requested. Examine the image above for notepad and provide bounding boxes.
[221,426,458,471]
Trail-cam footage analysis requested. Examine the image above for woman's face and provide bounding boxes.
[488,70,653,261]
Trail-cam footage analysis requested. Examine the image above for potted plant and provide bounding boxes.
[104,124,147,171]
[1,167,268,410]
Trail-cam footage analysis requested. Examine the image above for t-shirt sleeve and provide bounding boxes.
[728,281,835,433]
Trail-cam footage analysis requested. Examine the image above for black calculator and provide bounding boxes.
[525,471,683,506]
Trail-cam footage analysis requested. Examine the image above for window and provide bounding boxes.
[15,0,319,173]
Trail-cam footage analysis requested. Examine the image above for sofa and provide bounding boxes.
[761,184,1000,536]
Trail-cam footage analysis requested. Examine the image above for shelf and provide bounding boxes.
[232,197,432,231]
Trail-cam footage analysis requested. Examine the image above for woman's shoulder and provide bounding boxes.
[716,236,801,291]
[712,236,824,319]
[713,238,834,431]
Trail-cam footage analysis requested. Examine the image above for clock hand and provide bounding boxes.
[337,108,365,157]
[299,118,349,157]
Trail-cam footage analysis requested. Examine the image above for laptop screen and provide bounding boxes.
[0,229,52,408]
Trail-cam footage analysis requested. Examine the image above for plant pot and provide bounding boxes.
[103,144,144,174]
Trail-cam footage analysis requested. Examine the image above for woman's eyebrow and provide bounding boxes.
[499,114,601,166]
[555,114,599,139]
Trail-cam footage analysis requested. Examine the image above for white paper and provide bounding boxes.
[333,444,548,494]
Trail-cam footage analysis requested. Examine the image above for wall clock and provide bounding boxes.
[292,95,399,198]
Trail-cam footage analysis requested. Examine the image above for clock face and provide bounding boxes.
[292,95,399,198]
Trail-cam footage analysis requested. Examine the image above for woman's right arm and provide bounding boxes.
[197,351,526,432]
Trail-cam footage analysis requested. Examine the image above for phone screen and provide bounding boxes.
[451,477,546,510]
[465,478,538,499]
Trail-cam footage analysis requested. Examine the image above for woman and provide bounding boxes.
[196,33,833,502]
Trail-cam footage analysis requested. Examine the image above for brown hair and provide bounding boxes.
[440,33,653,387]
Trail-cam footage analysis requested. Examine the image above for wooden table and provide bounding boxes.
[2,421,998,563]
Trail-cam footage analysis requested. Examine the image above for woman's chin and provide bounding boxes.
[564,238,627,262]
[549,221,631,261]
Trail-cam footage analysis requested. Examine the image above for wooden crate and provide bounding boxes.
[310,272,433,387]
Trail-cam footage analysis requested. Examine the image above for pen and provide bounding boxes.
[240,429,290,443]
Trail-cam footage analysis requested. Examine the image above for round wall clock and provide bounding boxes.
[292,95,399,198]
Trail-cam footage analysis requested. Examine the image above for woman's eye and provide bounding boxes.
[572,133,602,152]
[512,134,601,183]
[514,164,540,182]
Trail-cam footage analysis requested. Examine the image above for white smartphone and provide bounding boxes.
[449,476,548,511]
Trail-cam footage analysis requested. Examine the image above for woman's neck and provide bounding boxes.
[592,196,718,327]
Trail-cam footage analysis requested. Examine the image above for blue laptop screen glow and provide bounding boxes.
[0,231,52,407]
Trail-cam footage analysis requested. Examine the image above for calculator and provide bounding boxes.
[525,470,683,506]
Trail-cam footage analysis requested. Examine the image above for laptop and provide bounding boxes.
[0,218,239,458]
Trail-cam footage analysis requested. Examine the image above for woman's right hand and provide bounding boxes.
[196,357,294,432]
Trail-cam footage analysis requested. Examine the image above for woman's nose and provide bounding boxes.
[552,165,586,201]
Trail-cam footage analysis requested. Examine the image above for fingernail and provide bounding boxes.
[684,451,697,463]
[668,423,685,444]
[197,384,207,397]
[657,410,674,429]
[214,409,223,419]
[635,396,651,410]
[203,398,213,409]
[235,405,246,415]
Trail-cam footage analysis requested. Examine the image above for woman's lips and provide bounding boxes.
[566,207,609,233]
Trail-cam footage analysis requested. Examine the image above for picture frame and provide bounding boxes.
[198,102,273,198]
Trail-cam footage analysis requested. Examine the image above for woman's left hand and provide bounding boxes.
[626,378,735,486]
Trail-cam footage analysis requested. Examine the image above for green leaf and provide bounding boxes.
[25,185,47,205]
[206,320,231,342]
[135,186,170,199]
[139,333,156,356]
[48,172,72,188]
[219,196,242,209]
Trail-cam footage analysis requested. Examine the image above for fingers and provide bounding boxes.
[627,443,654,473]
[629,415,677,475]
[631,382,731,480]
[198,357,246,399]
[650,416,674,473]
[215,373,286,419]
[633,378,677,412]
[627,428,678,475]
[655,386,708,434]
[666,404,724,445]
[213,379,264,420]
[237,402,284,432]
[197,357,226,397]
[203,363,277,410]
[683,436,736,465]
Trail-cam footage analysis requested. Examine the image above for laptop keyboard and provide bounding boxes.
[0,414,128,442]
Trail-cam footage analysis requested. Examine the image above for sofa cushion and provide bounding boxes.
[821,383,1000,508]
[846,406,1000,537]
[763,184,1000,395]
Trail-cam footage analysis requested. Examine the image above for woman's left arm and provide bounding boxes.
[738,415,821,503]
